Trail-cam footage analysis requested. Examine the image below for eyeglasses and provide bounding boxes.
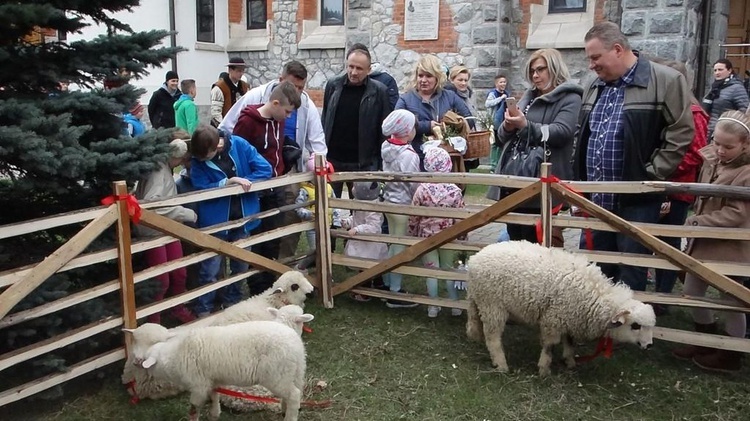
[530,66,548,75]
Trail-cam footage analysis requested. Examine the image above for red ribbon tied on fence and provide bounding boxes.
[101,194,142,224]
[315,161,335,182]
[535,175,593,251]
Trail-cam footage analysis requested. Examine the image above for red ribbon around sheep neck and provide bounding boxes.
[574,336,614,364]
[126,380,331,409]
[101,194,142,224]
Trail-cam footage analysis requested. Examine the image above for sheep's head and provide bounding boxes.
[270,270,315,307]
[122,323,173,366]
[606,301,656,349]
[267,305,314,336]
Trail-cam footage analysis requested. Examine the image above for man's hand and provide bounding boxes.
[228,177,252,192]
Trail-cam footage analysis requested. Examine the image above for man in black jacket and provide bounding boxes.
[147,70,182,129]
[322,44,392,198]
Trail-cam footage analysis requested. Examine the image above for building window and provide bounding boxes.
[197,0,215,43]
[247,0,266,30]
[549,0,586,14]
[321,0,344,26]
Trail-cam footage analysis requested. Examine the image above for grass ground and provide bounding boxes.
[2,173,749,420]
[6,292,749,420]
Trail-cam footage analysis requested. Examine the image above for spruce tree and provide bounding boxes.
[0,1,183,400]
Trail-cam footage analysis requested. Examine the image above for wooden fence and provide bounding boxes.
[0,173,311,406]
[1,156,749,406]
[318,162,750,356]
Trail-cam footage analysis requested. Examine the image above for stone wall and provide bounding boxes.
[227,0,713,108]
[234,0,345,101]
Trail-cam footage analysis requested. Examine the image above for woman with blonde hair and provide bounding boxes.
[396,54,472,165]
[445,65,476,115]
[487,48,582,244]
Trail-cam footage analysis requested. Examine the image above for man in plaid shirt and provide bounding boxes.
[573,22,694,291]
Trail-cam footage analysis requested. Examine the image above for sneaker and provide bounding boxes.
[451,308,463,317]
[195,312,211,319]
[385,290,419,309]
[350,292,371,302]
[427,306,441,318]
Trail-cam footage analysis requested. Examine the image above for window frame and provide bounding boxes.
[196,0,216,43]
[320,0,345,27]
[246,0,267,30]
[548,0,586,14]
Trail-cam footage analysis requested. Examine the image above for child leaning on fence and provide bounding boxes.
[342,181,390,302]
[189,125,273,317]
[294,153,341,271]
[671,110,750,373]
[134,133,197,324]
[408,147,465,318]
[381,109,421,309]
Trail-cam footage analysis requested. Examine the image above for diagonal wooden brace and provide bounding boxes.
[551,183,750,307]
[138,209,290,276]
[0,207,119,321]
[331,182,543,296]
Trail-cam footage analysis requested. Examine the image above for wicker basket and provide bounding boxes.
[463,130,491,159]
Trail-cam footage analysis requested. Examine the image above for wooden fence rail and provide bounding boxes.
[1,166,750,407]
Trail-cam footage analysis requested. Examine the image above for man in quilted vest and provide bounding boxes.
[210,57,249,127]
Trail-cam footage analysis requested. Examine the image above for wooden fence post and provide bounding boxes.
[113,181,137,351]
[314,154,334,308]
[540,163,552,247]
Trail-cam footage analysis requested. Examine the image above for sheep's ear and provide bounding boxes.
[267,307,280,317]
[608,310,630,329]
[141,357,157,369]
[296,314,314,323]
[272,287,284,295]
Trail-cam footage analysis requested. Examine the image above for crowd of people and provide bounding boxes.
[127,21,750,372]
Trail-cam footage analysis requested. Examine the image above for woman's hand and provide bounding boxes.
[228,177,252,192]
[503,110,527,130]
[430,120,440,129]
[348,227,357,236]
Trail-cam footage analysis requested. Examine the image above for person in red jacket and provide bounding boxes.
[651,59,709,307]
[232,81,302,294]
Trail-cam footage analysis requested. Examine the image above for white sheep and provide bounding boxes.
[466,241,656,377]
[121,270,314,401]
[126,305,313,421]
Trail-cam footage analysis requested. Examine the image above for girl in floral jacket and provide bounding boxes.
[408,147,465,318]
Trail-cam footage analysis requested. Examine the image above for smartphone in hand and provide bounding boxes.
[505,97,519,117]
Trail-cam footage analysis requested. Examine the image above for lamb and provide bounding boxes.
[121,270,314,400]
[125,305,313,421]
[466,241,656,377]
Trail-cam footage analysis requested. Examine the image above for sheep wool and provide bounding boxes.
[121,271,314,402]
[139,321,307,421]
[466,241,656,377]
[126,305,312,421]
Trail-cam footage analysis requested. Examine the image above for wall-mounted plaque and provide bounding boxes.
[404,0,440,41]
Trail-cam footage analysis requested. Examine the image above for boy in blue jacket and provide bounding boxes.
[189,125,273,317]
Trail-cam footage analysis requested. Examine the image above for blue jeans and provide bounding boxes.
[194,228,248,315]
[580,201,662,291]
[654,200,690,294]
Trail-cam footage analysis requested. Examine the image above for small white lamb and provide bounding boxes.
[121,270,314,401]
[211,270,314,326]
[466,241,656,376]
[126,306,313,421]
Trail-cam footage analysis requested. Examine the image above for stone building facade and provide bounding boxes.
[225,0,739,109]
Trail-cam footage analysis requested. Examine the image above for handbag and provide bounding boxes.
[495,126,549,207]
